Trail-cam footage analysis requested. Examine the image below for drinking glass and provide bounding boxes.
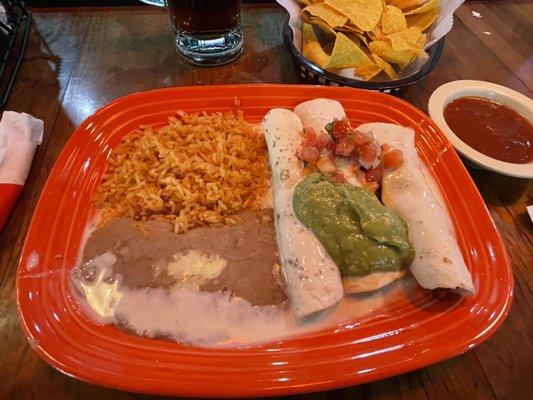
[141,0,243,66]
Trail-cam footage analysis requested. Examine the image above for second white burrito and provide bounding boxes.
[360,122,475,294]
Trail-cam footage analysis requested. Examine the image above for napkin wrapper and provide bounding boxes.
[0,111,44,230]
[0,111,44,185]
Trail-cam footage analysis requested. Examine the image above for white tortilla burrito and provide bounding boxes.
[262,108,344,318]
[293,99,407,294]
[294,98,346,134]
[359,123,475,295]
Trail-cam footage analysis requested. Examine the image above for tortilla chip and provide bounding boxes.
[302,23,331,69]
[389,0,427,10]
[385,26,425,55]
[327,32,381,80]
[406,7,439,31]
[303,3,349,27]
[404,0,440,15]
[306,16,338,38]
[327,32,367,69]
[326,32,370,69]
[342,270,406,294]
[369,40,415,68]
[416,32,428,58]
[342,32,362,46]
[372,54,398,79]
[340,22,365,33]
[356,33,369,47]
[336,23,365,35]
[381,5,407,34]
[418,32,427,49]
[325,0,383,31]
[368,25,386,41]
[355,62,382,81]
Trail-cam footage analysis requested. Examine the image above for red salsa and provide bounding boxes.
[443,96,532,164]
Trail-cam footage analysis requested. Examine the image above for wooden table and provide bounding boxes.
[1,2,531,399]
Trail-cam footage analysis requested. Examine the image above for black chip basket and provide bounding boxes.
[282,15,444,96]
[0,0,30,109]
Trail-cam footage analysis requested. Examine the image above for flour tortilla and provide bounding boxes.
[343,270,406,293]
[293,99,407,294]
[294,98,346,134]
[262,108,343,318]
[359,122,475,294]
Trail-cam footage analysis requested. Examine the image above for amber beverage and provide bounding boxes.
[167,0,243,66]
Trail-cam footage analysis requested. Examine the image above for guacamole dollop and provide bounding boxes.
[293,173,414,276]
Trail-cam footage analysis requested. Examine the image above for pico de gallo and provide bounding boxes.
[297,118,404,192]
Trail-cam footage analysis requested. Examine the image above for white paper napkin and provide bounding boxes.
[0,111,44,185]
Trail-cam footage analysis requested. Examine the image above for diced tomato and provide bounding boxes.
[331,119,352,140]
[352,129,373,146]
[333,171,347,183]
[299,145,320,162]
[316,156,337,174]
[382,148,404,170]
[304,128,317,139]
[316,132,332,150]
[359,141,378,165]
[364,164,384,182]
[334,137,356,156]
[302,129,318,147]
[301,139,317,148]
[348,152,361,166]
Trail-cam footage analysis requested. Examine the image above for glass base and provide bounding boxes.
[175,28,243,66]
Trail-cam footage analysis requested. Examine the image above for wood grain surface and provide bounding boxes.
[1,2,531,399]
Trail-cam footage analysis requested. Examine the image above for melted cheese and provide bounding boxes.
[167,250,227,286]
[79,252,123,318]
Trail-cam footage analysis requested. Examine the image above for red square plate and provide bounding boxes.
[17,85,512,397]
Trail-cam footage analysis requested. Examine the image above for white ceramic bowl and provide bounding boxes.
[428,80,533,178]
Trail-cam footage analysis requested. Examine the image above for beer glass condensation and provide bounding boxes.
[167,0,243,65]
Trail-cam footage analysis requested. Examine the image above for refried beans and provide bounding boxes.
[81,210,286,306]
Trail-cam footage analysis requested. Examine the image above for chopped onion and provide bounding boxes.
[316,155,337,174]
